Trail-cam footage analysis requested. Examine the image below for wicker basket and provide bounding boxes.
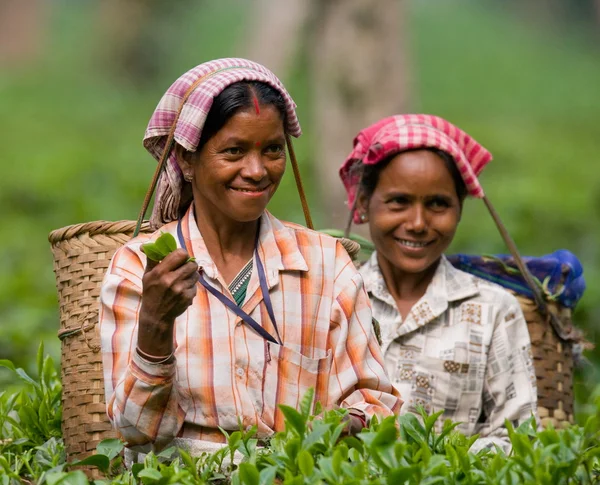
[512,292,576,429]
[48,219,360,463]
[48,220,152,463]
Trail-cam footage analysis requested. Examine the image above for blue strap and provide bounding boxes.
[255,242,282,344]
[177,218,282,345]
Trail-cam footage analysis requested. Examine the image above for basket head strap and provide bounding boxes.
[286,134,313,230]
[482,196,563,329]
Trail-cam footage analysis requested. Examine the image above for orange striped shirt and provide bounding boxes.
[100,207,402,450]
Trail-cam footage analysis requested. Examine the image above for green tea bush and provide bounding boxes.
[1,347,599,484]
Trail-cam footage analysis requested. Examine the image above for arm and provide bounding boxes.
[100,244,197,450]
[470,295,539,454]
[327,242,403,427]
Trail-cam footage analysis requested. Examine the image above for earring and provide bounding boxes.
[184,173,193,182]
[359,213,367,222]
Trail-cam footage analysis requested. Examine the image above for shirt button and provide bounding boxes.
[236,367,244,377]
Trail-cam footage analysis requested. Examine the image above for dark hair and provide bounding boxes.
[359,148,468,203]
[198,81,288,147]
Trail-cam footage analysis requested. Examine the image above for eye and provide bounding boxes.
[223,146,243,156]
[428,197,452,211]
[264,144,285,155]
[388,195,410,207]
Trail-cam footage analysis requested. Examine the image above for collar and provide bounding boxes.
[179,206,308,285]
[360,252,480,333]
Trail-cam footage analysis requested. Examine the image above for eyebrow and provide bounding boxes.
[382,190,455,199]
[219,135,285,145]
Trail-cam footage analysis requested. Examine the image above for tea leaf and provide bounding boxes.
[297,449,314,477]
[284,437,301,463]
[16,368,39,388]
[238,463,260,485]
[140,243,165,262]
[0,360,16,372]
[299,388,315,420]
[36,342,44,380]
[258,466,277,485]
[68,454,110,474]
[332,448,343,476]
[46,470,89,485]
[424,409,444,437]
[387,465,419,484]
[371,419,399,448]
[279,405,306,436]
[138,467,163,482]
[318,456,337,483]
[154,232,177,255]
[228,431,242,451]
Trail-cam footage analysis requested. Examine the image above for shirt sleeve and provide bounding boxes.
[471,294,539,453]
[99,245,187,450]
[327,242,403,421]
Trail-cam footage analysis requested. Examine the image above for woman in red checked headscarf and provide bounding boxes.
[340,115,538,453]
[99,59,401,461]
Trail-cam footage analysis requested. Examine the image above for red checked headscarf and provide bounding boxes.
[339,114,493,223]
[143,58,301,228]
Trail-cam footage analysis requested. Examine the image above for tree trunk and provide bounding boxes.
[95,0,196,84]
[0,0,45,67]
[244,0,410,231]
[310,0,410,229]
[242,0,311,74]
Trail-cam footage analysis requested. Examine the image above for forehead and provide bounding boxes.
[377,150,457,193]
[213,105,285,140]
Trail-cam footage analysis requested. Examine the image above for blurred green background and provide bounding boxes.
[1,0,598,417]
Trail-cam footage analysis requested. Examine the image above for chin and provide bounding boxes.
[392,256,440,275]
[227,207,267,223]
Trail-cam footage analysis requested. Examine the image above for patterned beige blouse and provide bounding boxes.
[360,253,539,453]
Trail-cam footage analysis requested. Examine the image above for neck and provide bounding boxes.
[193,204,259,267]
[376,253,440,304]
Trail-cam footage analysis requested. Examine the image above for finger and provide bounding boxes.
[171,259,200,282]
[144,256,159,273]
[158,249,195,272]
[174,275,199,294]
[170,285,197,313]
[183,286,198,303]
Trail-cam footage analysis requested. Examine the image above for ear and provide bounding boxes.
[355,191,370,222]
[174,144,194,180]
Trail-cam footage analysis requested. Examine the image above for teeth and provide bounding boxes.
[232,188,262,193]
[399,239,428,248]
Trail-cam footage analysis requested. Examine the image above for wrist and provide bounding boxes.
[138,312,175,356]
[136,346,174,364]
[139,306,175,331]
[348,411,367,432]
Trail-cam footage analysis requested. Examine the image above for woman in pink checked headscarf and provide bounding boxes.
[100,59,401,461]
[340,115,538,453]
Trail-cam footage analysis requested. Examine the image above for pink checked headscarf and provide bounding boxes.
[339,114,493,223]
[143,58,302,228]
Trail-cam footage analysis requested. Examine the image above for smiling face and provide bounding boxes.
[178,104,286,225]
[358,149,462,277]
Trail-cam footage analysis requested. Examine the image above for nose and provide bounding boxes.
[405,204,427,233]
[242,151,268,181]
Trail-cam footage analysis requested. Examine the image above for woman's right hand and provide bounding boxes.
[137,249,199,356]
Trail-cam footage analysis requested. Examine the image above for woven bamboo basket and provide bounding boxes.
[512,292,576,429]
[48,219,359,463]
[48,220,152,463]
